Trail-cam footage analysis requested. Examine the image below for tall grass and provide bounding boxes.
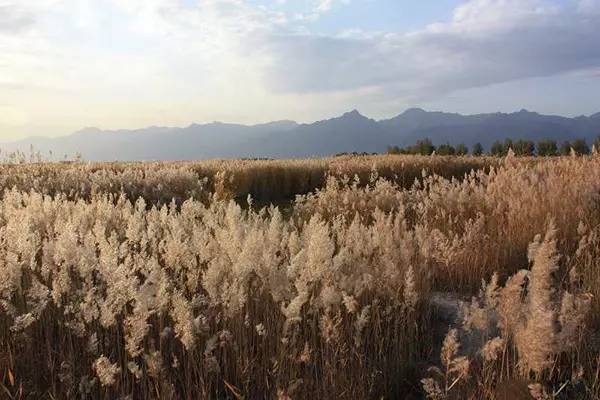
[0,154,598,399]
[0,155,500,204]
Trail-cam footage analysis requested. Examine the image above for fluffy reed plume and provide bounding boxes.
[425,224,593,398]
[422,328,470,399]
[93,356,121,387]
[503,224,591,376]
[513,225,561,374]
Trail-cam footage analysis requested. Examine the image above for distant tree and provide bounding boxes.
[387,145,401,155]
[490,140,505,157]
[559,141,572,156]
[413,138,435,155]
[455,143,468,156]
[503,138,514,155]
[593,135,600,153]
[536,139,558,156]
[471,142,483,156]
[436,143,456,156]
[513,139,535,156]
[571,139,590,155]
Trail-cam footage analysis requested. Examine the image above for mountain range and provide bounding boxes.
[2,108,600,161]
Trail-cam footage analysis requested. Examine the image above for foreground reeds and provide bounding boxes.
[0,154,599,399]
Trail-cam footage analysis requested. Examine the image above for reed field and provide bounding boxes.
[1,154,599,399]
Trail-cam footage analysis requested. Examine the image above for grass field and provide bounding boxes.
[0,154,598,399]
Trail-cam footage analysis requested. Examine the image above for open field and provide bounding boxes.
[1,154,599,399]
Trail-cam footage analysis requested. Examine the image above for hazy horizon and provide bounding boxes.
[4,106,600,144]
[2,0,600,141]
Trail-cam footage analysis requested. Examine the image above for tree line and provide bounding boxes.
[387,136,600,156]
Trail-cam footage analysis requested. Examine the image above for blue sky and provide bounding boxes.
[0,0,599,140]
[249,0,465,33]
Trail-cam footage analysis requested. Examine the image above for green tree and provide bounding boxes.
[413,138,435,155]
[571,139,590,155]
[436,143,456,155]
[490,140,505,157]
[559,141,571,156]
[513,139,535,156]
[455,143,468,156]
[536,139,558,156]
[471,142,483,156]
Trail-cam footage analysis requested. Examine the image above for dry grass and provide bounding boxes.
[0,154,598,399]
[0,155,500,204]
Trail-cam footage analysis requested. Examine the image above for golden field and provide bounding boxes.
[0,154,598,399]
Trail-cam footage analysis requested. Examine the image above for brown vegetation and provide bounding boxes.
[0,154,598,399]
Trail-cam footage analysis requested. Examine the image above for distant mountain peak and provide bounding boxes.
[73,127,102,135]
[402,107,427,115]
[328,109,373,124]
[187,121,230,129]
[342,109,365,118]
[516,108,538,115]
[255,119,297,127]
[591,112,600,119]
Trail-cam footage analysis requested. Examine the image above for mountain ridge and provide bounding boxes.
[2,109,600,161]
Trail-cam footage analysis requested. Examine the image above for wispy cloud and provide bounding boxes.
[0,3,35,33]
[315,0,350,13]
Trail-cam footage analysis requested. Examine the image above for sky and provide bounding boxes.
[1,0,600,140]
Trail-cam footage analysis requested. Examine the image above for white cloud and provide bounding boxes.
[578,0,600,13]
[315,0,349,12]
[0,3,35,33]
[263,0,600,103]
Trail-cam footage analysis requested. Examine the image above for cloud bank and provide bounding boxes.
[0,0,599,139]
[265,0,600,100]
